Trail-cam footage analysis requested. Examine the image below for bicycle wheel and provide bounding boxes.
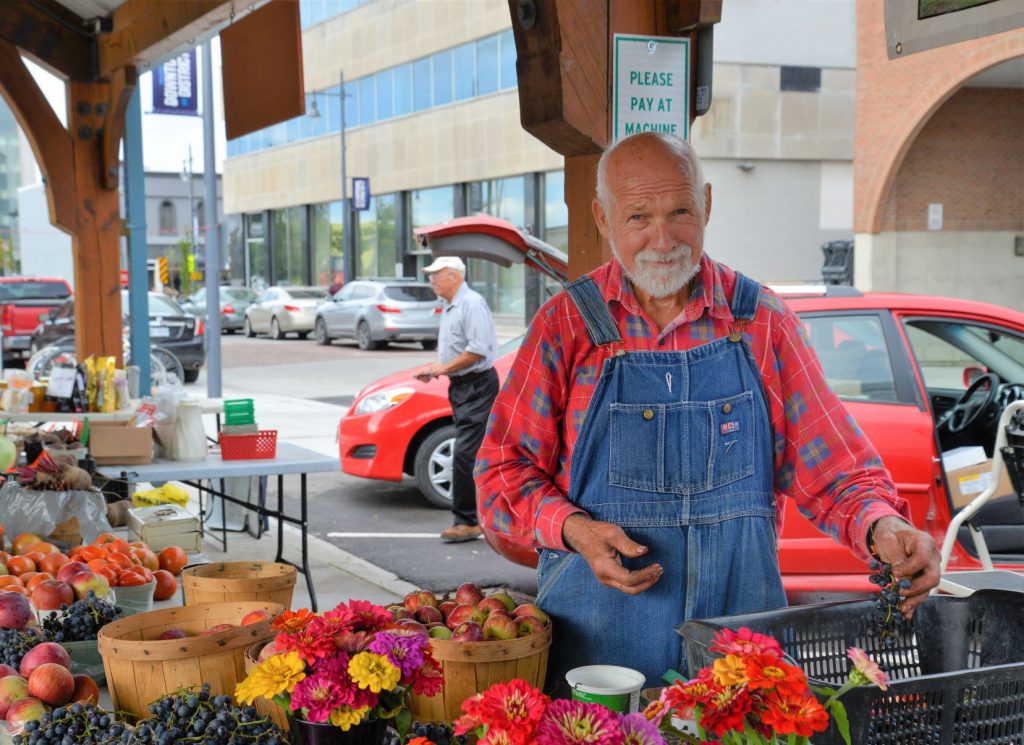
[26,345,77,380]
[150,347,184,386]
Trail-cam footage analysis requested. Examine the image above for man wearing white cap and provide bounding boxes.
[416,256,499,542]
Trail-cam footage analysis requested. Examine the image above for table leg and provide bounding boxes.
[219,478,228,551]
[276,476,284,563]
[299,473,316,611]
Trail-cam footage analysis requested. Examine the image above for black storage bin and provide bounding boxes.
[679,590,1024,745]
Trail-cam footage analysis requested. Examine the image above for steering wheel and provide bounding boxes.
[947,372,1001,433]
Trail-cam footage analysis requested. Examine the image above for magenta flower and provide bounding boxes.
[847,647,889,690]
[336,630,373,654]
[709,627,783,658]
[537,699,625,745]
[345,599,392,631]
[367,631,427,678]
[290,669,347,723]
[311,652,377,709]
[618,713,667,745]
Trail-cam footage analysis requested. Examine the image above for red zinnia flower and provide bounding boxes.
[744,654,808,698]
[274,624,337,663]
[410,650,445,697]
[709,627,783,659]
[700,687,753,737]
[761,691,830,737]
[345,599,393,631]
[476,679,549,741]
[665,668,717,718]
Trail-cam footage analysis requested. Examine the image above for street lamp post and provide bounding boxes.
[309,71,354,284]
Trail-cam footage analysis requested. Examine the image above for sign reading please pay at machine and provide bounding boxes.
[613,34,690,143]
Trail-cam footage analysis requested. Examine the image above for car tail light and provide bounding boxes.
[195,318,204,336]
[376,304,401,313]
[284,304,301,312]
[1,305,12,332]
[222,304,235,315]
[434,307,443,314]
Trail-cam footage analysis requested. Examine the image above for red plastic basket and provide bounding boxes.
[219,430,278,460]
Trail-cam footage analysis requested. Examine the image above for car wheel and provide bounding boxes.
[421,339,438,351]
[296,331,309,340]
[270,317,285,340]
[224,328,236,335]
[414,425,456,509]
[314,318,331,346]
[183,368,200,384]
[356,321,382,351]
[244,318,255,338]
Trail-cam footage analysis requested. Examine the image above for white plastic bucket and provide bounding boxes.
[566,665,645,713]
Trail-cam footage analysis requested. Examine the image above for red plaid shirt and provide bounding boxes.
[474,256,908,560]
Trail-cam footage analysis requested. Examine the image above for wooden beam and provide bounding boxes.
[0,37,76,233]
[69,80,124,366]
[98,0,233,80]
[566,154,604,280]
[0,0,92,81]
[101,65,137,191]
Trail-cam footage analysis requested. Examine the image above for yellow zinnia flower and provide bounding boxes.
[712,653,749,687]
[329,705,370,731]
[235,651,307,705]
[348,652,401,693]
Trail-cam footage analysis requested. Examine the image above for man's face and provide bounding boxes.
[427,268,460,301]
[593,141,711,299]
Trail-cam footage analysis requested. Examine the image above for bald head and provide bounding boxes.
[596,133,707,217]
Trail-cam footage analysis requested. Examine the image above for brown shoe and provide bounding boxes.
[440,524,483,543]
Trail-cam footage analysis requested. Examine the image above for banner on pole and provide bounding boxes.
[153,50,199,116]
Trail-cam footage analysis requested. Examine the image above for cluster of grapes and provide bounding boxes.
[41,593,123,643]
[868,560,912,646]
[0,627,43,669]
[128,684,283,745]
[15,703,126,745]
[400,722,468,745]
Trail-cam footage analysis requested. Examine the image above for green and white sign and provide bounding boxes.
[612,34,690,142]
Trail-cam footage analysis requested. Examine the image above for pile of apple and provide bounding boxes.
[0,531,188,611]
[154,608,274,641]
[0,591,98,732]
[388,583,549,642]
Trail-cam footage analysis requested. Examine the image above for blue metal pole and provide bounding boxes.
[202,40,222,398]
[124,87,151,395]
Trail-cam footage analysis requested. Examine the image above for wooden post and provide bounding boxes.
[69,81,124,366]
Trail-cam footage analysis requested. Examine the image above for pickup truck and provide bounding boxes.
[0,277,73,364]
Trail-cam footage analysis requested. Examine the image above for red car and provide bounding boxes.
[338,216,1024,600]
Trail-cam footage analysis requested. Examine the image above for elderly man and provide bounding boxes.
[475,132,940,686]
[417,256,499,542]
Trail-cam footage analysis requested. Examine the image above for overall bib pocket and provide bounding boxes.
[536,550,578,603]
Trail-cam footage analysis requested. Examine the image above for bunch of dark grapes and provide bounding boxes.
[127,684,283,745]
[14,702,125,745]
[868,560,912,646]
[404,721,468,745]
[0,627,44,669]
[41,593,123,643]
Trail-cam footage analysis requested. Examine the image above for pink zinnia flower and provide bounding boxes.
[641,688,672,727]
[307,607,357,640]
[618,713,667,745]
[313,653,377,709]
[537,699,625,745]
[367,631,427,678]
[847,647,889,690]
[709,627,783,659]
[345,599,392,631]
[290,670,347,723]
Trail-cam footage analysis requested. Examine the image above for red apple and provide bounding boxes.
[257,639,279,661]
[451,620,483,642]
[516,616,546,637]
[415,606,443,625]
[455,582,484,606]
[428,625,452,640]
[0,675,29,718]
[388,605,412,620]
[55,562,89,584]
[30,581,74,611]
[512,603,550,625]
[199,623,236,636]
[487,592,517,613]
[403,591,438,612]
[19,642,71,679]
[393,618,428,635]
[70,675,99,704]
[70,572,110,600]
[438,601,458,619]
[240,610,271,626]
[477,597,507,614]
[158,628,189,640]
[27,663,74,706]
[445,604,487,630]
[482,613,518,641]
[0,665,18,678]
[0,593,32,630]
[6,697,46,730]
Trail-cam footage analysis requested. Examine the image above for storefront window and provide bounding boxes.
[273,206,306,286]
[377,194,398,277]
[543,170,567,253]
[358,201,377,278]
[409,186,455,254]
[465,176,525,316]
[246,213,269,291]
[312,202,345,287]
[225,214,244,284]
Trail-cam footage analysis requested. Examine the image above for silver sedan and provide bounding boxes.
[243,286,327,340]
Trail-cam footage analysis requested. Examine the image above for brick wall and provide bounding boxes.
[880,88,1024,232]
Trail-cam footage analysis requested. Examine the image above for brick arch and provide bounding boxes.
[854,5,1024,234]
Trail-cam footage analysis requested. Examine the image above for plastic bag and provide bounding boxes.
[131,483,189,508]
[0,482,111,545]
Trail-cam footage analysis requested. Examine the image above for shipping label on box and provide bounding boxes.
[947,458,1014,509]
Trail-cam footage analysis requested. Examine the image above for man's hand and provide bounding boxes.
[562,514,663,595]
[414,363,446,382]
[870,515,940,619]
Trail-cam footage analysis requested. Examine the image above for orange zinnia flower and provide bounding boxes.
[712,654,749,687]
[743,654,808,698]
[272,608,314,633]
[761,691,830,737]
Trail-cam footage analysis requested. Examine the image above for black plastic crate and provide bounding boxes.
[678,590,1024,745]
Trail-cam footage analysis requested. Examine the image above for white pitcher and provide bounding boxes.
[171,400,207,461]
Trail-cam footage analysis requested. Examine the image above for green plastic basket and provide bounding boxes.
[223,398,256,427]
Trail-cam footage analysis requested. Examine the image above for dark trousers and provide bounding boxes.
[447,367,499,526]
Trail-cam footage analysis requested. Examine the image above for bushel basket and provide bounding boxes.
[679,590,1024,745]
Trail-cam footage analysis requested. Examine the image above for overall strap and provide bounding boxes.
[565,276,623,346]
[729,272,762,335]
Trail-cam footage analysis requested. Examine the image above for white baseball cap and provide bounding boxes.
[422,256,466,274]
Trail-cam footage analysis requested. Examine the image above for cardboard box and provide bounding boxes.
[89,421,153,465]
[941,445,987,472]
[127,504,201,552]
[946,458,1015,509]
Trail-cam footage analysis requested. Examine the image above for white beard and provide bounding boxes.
[612,243,700,298]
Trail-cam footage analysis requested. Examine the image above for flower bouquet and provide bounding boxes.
[235,601,445,743]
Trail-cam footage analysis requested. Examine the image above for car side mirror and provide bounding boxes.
[963,364,988,387]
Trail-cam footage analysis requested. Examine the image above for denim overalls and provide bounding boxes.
[536,273,787,688]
